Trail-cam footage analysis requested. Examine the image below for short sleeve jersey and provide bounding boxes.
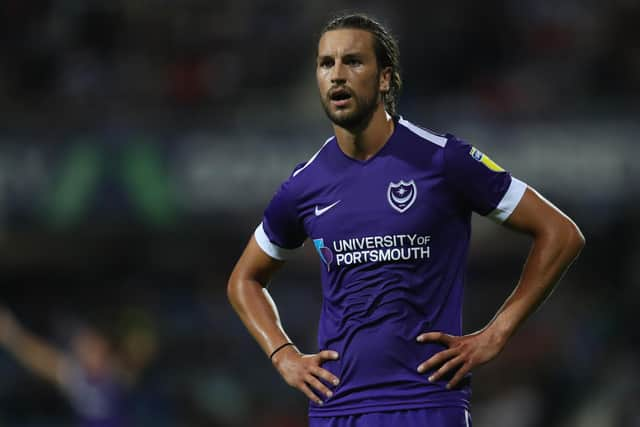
[255,117,527,417]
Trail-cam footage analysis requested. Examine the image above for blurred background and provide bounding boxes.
[0,0,638,426]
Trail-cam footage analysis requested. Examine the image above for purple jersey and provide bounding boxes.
[255,117,526,417]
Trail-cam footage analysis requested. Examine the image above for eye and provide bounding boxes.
[345,57,362,66]
[319,58,334,69]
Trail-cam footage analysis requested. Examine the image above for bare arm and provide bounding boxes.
[417,187,585,388]
[0,307,71,387]
[482,186,585,342]
[227,236,340,404]
[227,236,290,356]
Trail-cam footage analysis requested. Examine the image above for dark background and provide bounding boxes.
[0,1,638,426]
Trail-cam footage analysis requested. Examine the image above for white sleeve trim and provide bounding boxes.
[488,177,527,223]
[254,222,299,260]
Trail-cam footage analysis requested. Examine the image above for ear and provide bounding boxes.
[379,66,392,93]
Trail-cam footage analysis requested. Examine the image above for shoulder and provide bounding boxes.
[272,135,335,202]
[397,117,450,149]
[281,135,335,192]
[396,117,477,161]
[289,135,335,179]
[393,117,459,168]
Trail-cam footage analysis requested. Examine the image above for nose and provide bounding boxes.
[330,61,346,85]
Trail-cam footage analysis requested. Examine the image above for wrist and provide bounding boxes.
[483,318,512,349]
[271,343,299,367]
[269,342,294,360]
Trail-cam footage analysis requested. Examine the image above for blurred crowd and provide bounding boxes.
[1,0,639,128]
[0,0,638,426]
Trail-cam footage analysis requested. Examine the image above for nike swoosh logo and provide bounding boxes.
[315,200,341,216]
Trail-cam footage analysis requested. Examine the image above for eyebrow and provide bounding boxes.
[317,51,365,60]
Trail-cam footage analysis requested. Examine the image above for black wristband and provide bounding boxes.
[269,342,294,360]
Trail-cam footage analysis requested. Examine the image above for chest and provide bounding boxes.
[301,161,455,242]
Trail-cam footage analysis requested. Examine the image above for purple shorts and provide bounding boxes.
[309,407,471,427]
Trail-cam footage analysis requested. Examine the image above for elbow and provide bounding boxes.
[226,270,260,311]
[227,273,240,308]
[573,224,586,251]
[227,267,244,309]
[562,218,586,258]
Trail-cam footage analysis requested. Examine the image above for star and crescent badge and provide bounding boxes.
[387,180,417,213]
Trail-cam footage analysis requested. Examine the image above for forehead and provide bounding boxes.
[318,28,375,57]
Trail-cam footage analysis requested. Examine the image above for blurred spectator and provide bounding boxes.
[0,305,162,426]
[0,306,127,426]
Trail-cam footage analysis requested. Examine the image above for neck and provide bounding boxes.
[333,105,395,161]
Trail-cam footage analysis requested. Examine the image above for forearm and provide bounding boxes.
[227,272,339,405]
[3,323,67,385]
[415,214,584,388]
[227,277,296,358]
[486,217,585,343]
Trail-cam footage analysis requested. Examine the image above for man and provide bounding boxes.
[227,13,584,427]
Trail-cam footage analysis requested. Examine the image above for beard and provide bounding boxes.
[320,83,381,131]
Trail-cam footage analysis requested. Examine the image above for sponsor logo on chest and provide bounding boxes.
[312,178,429,271]
[313,234,431,271]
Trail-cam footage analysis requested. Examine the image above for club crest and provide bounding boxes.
[387,180,417,213]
